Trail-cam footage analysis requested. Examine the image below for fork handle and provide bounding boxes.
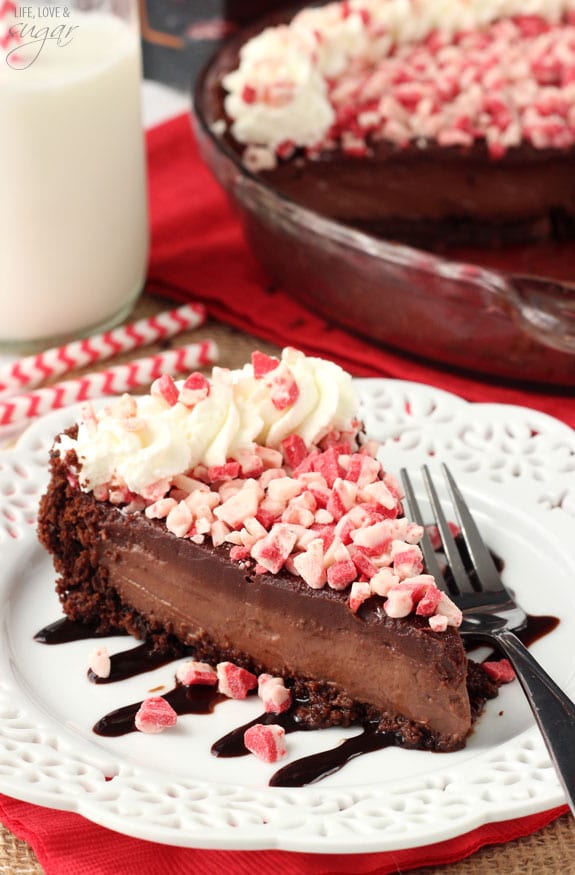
[486,627,575,817]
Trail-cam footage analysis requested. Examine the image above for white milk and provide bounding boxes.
[0,11,148,347]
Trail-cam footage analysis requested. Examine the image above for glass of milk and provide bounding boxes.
[0,0,148,351]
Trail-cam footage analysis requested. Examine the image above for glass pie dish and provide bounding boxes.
[192,10,575,387]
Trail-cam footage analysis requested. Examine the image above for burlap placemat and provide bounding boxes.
[1,295,573,874]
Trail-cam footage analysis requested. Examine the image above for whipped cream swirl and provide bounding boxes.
[58,348,359,495]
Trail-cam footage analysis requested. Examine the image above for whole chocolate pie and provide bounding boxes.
[213,0,575,250]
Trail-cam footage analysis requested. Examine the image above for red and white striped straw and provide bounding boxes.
[0,303,207,398]
[0,340,218,427]
[1,1,22,65]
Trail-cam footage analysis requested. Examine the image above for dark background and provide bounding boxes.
[140,0,293,88]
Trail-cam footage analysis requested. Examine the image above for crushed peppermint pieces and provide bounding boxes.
[217,662,258,699]
[258,674,293,714]
[176,660,218,686]
[134,696,178,734]
[224,6,575,168]
[74,350,461,631]
[243,723,287,763]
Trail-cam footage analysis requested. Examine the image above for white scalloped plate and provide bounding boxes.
[0,379,574,852]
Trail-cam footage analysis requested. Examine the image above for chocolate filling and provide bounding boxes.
[38,448,477,752]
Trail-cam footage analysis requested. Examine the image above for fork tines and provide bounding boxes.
[400,464,502,597]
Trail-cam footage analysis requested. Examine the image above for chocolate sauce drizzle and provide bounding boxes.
[88,641,184,684]
[93,683,226,737]
[270,727,397,787]
[34,611,559,788]
[210,711,399,786]
[34,617,127,645]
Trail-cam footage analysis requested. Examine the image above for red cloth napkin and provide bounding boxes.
[0,794,568,875]
[0,112,572,874]
[146,114,575,429]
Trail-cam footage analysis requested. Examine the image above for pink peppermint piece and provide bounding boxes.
[293,538,326,588]
[207,461,241,483]
[310,522,335,550]
[350,520,393,557]
[319,436,351,455]
[282,503,315,527]
[252,350,280,378]
[362,480,397,511]
[414,579,442,616]
[384,585,417,618]
[176,660,218,686]
[370,567,400,597]
[404,522,424,544]
[333,513,356,546]
[327,558,357,590]
[349,546,378,580]
[151,373,179,407]
[281,433,308,469]
[135,696,178,734]
[255,446,284,470]
[243,515,268,540]
[229,544,251,561]
[179,371,210,407]
[306,481,331,509]
[435,592,463,628]
[344,453,381,487]
[266,476,302,503]
[255,506,280,531]
[482,658,516,684]
[211,519,231,547]
[259,469,287,491]
[265,362,299,410]
[235,449,264,478]
[258,673,292,714]
[429,614,448,632]
[313,447,341,488]
[244,723,287,763]
[292,450,320,478]
[217,662,258,699]
[326,477,358,521]
[89,646,111,679]
[214,482,262,529]
[384,578,436,619]
[251,523,299,573]
[291,489,317,512]
[166,501,194,538]
[392,545,424,579]
[140,478,171,502]
[349,579,372,613]
[108,483,134,505]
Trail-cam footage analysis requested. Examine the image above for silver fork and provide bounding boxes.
[401,463,575,817]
